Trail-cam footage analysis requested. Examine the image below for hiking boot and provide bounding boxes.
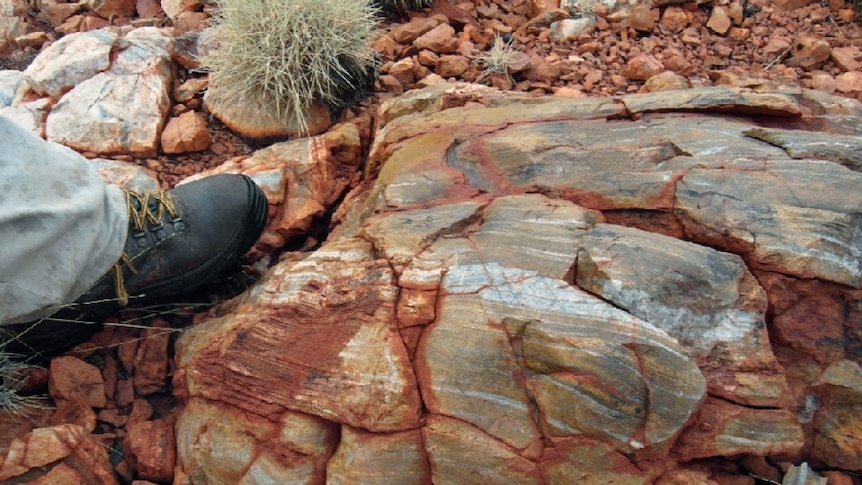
[1,174,268,358]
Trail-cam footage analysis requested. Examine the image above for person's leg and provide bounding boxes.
[0,115,128,324]
[0,115,269,358]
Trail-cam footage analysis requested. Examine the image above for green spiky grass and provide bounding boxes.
[200,0,381,134]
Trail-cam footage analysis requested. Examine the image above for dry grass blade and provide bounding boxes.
[477,36,518,82]
[0,351,50,418]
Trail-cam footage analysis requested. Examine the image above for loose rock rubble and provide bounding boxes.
[1,0,862,483]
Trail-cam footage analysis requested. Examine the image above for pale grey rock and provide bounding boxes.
[0,69,25,107]
[23,29,117,97]
[676,160,862,288]
[45,27,173,156]
[577,224,787,406]
[0,97,49,135]
[92,158,160,191]
[550,18,595,42]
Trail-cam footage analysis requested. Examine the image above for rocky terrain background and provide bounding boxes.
[1,0,862,484]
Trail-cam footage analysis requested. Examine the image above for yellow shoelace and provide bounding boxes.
[111,189,180,306]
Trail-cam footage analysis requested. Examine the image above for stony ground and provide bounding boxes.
[2,0,862,482]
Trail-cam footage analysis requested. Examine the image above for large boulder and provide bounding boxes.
[173,85,862,482]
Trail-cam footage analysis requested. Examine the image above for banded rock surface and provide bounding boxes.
[173,85,862,483]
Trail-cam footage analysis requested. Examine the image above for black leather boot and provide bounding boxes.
[1,174,268,358]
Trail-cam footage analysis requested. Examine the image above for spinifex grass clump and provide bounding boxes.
[201,0,380,134]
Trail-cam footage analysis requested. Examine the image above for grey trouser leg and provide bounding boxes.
[0,115,128,325]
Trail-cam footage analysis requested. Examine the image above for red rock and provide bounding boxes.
[835,71,862,94]
[830,46,862,72]
[774,0,816,9]
[161,111,211,154]
[488,72,514,90]
[101,355,117,400]
[527,60,562,83]
[660,6,691,33]
[623,54,664,81]
[763,35,792,59]
[436,55,470,77]
[417,49,440,67]
[25,462,88,484]
[836,8,855,22]
[92,0,136,20]
[115,379,135,407]
[14,31,49,49]
[378,74,404,94]
[373,34,402,60]
[664,55,694,75]
[527,0,560,19]
[413,23,459,54]
[810,72,836,94]
[727,27,750,40]
[124,419,175,483]
[132,319,171,395]
[97,409,129,427]
[391,17,439,44]
[553,86,586,98]
[430,0,476,28]
[0,424,116,484]
[127,399,154,429]
[49,356,107,408]
[706,6,731,35]
[821,471,855,485]
[643,71,690,92]
[51,400,97,433]
[674,397,803,461]
[136,0,161,17]
[787,36,831,70]
[41,0,81,28]
[629,4,655,31]
[174,11,207,33]
[389,57,417,87]
[173,77,207,104]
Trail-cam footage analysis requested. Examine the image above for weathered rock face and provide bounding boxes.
[182,121,362,256]
[174,85,862,482]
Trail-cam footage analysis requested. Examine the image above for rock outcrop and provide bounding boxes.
[171,84,862,483]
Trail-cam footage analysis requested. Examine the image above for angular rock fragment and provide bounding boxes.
[45,28,174,156]
[23,29,117,97]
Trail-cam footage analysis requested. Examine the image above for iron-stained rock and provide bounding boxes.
[327,427,431,485]
[174,238,421,432]
[676,160,862,288]
[576,224,786,406]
